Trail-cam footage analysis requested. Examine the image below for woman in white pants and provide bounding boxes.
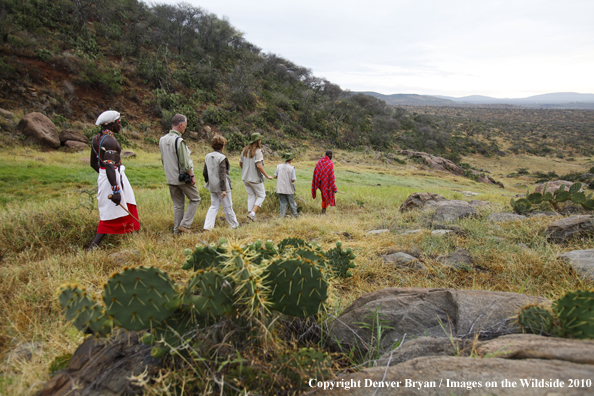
[239,133,273,222]
[202,135,239,230]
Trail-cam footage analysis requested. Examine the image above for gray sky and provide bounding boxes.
[155,0,594,98]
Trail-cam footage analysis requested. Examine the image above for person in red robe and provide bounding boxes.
[311,150,337,214]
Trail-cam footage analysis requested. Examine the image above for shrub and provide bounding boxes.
[202,107,229,125]
[225,130,248,151]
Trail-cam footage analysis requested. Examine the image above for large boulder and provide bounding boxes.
[59,129,88,144]
[535,180,578,194]
[425,200,479,223]
[310,356,593,396]
[64,140,88,151]
[37,330,161,396]
[17,112,60,149]
[374,333,594,367]
[399,192,446,212]
[545,215,594,243]
[328,287,547,356]
[558,249,594,282]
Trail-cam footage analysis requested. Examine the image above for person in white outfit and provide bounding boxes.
[274,151,298,218]
[202,135,239,230]
[239,132,273,222]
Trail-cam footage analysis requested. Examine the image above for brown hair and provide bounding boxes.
[241,140,261,158]
[211,135,227,151]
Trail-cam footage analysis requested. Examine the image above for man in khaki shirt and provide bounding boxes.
[159,114,201,234]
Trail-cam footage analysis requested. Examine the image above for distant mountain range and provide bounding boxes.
[357,91,594,109]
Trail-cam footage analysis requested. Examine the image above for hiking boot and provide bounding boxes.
[176,226,192,234]
[247,213,256,222]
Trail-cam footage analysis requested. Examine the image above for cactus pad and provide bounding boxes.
[184,269,233,317]
[265,259,327,318]
[144,310,200,353]
[527,193,543,205]
[582,199,594,210]
[553,290,594,339]
[103,267,181,331]
[325,244,357,278]
[571,192,587,204]
[182,244,226,271]
[569,182,582,194]
[518,305,554,334]
[278,237,310,252]
[223,248,271,315]
[555,190,571,202]
[58,284,111,335]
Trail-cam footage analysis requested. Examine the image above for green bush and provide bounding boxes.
[225,130,248,151]
[202,107,229,125]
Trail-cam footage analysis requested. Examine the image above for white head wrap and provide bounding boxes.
[95,110,121,126]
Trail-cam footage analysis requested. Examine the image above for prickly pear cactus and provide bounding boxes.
[141,310,200,357]
[182,243,227,271]
[527,193,543,205]
[223,246,271,315]
[277,237,310,252]
[510,198,532,214]
[287,246,328,272]
[184,268,233,318]
[246,239,277,265]
[553,290,594,339]
[58,284,111,335]
[265,259,328,318]
[325,241,356,278]
[103,267,181,331]
[518,305,554,334]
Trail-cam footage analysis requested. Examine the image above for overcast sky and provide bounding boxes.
[155,0,594,98]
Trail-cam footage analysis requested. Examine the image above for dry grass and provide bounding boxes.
[0,146,593,394]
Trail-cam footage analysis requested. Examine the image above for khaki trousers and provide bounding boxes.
[168,183,201,231]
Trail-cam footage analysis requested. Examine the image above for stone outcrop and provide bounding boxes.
[64,140,88,151]
[558,249,594,282]
[59,129,88,144]
[37,331,161,396]
[399,192,446,212]
[425,200,479,223]
[535,180,578,194]
[545,215,594,243]
[17,112,60,149]
[328,287,547,356]
[399,150,503,187]
[436,249,473,269]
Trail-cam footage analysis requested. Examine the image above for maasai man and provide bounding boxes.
[311,150,337,214]
[88,110,140,250]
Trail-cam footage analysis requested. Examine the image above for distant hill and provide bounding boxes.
[358,91,594,109]
[434,92,594,108]
[357,92,457,106]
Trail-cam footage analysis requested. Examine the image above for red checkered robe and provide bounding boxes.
[312,156,336,206]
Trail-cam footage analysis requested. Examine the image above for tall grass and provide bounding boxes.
[0,147,592,394]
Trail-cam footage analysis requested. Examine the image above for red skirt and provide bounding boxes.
[97,204,140,234]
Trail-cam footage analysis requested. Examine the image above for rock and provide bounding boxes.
[37,331,161,396]
[17,112,60,149]
[534,180,579,194]
[329,287,547,356]
[311,356,594,396]
[399,192,446,212]
[468,200,490,208]
[545,215,594,243]
[559,205,589,216]
[121,150,137,158]
[431,229,454,236]
[374,337,470,367]
[59,129,88,144]
[187,131,199,140]
[381,252,425,271]
[475,334,594,364]
[6,341,44,364]
[108,249,141,266]
[399,229,423,235]
[424,200,478,223]
[461,191,480,197]
[558,249,594,282]
[64,140,88,151]
[131,131,140,139]
[436,249,474,269]
[487,213,526,222]
[0,108,14,118]
[526,211,558,218]
[366,229,389,235]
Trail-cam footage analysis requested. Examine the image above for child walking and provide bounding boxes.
[274,152,298,218]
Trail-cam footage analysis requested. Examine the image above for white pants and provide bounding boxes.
[243,181,266,212]
[203,191,239,230]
